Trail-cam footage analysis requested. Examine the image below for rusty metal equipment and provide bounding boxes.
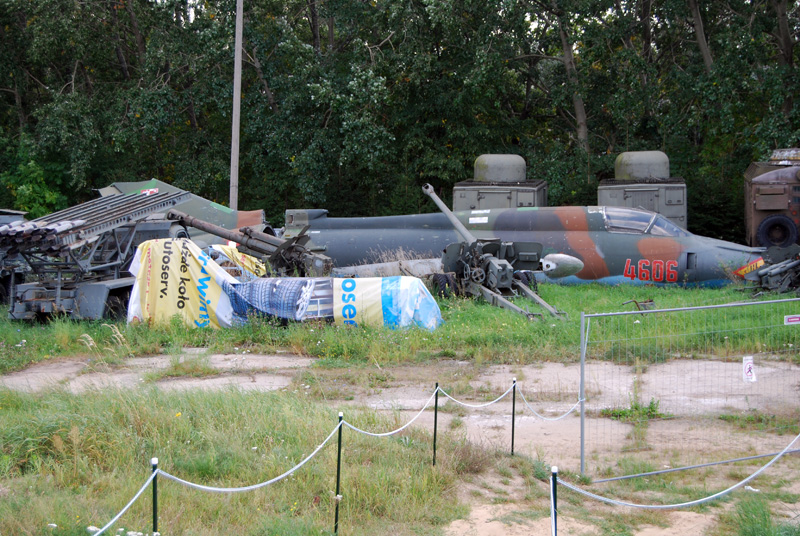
[166,209,332,277]
[6,191,190,319]
[744,148,800,247]
[421,183,581,320]
[753,245,800,293]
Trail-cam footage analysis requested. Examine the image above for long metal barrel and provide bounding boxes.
[421,183,478,244]
[166,209,283,253]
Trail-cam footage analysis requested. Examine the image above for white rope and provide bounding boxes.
[437,383,514,408]
[158,422,342,493]
[557,428,800,510]
[92,470,159,535]
[343,390,438,437]
[517,387,582,421]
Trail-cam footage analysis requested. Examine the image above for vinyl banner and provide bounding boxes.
[129,240,442,330]
[211,244,267,278]
[128,238,236,328]
[332,277,443,330]
[333,277,384,327]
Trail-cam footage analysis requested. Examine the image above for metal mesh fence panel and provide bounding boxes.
[580,298,800,478]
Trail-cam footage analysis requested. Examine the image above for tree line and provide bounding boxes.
[0,0,797,242]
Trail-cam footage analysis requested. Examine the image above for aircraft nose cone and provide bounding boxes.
[697,237,765,283]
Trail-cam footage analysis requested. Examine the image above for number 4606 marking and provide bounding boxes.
[624,259,678,282]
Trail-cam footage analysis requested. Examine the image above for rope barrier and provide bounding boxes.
[556,428,800,510]
[437,383,514,408]
[91,470,159,535]
[343,390,438,437]
[517,387,582,421]
[158,422,342,493]
[91,376,797,533]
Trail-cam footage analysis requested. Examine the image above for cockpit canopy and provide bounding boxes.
[604,207,689,237]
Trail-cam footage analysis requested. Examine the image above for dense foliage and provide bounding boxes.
[0,0,797,241]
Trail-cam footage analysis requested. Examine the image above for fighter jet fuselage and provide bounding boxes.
[285,206,765,287]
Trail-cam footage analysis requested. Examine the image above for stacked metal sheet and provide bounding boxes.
[0,192,189,256]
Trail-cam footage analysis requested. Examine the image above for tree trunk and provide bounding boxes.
[770,0,794,116]
[251,47,279,114]
[640,0,653,64]
[307,0,321,53]
[126,0,147,65]
[13,80,25,128]
[688,0,714,73]
[110,4,131,80]
[555,10,589,153]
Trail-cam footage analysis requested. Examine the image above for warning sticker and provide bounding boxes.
[785,315,800,326]
[469,217,489,224]
[743,356,757,383]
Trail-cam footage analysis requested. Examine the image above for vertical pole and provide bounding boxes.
[433,383,439,466]
[334,412,343,534]
[228,0,243,210]
[550,466,558,536]
[580,313,587,475]
[151,457,158,534]
[511,378,516,456]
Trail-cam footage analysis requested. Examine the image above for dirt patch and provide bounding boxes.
[3,353,800,535]
[0,351,314,393]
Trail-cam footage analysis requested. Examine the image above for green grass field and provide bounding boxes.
[0,283,781,375]
[2,284,800,535]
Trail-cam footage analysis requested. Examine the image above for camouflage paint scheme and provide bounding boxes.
[284,206,765,287]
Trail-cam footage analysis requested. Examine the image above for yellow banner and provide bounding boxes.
[130,239,233,328]
[212,244,267,277]
[332,278,384,327]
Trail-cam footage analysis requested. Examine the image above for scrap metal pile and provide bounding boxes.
[0,192,188,260]
[752,245,800,293]
[4,191,190,319]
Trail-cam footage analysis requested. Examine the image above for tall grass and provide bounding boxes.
[0,387,474,535]
[0,284,793,374]
[714,496,800,536]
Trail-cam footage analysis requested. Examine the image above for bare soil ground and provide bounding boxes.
[3,352,800,535]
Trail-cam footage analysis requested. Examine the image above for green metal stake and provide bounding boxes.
[151,457,158,534]
[511,378,516,456]
[433,383,439,466]
[551,466,558,535]
[334,412,343,534]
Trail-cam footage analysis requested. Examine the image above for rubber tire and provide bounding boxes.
[514,270,538,293]
[445,273,460,296]
[431,273,455,298]
[757,215,798,248]
[0,278,8,305]
[515,271,532,286]
[104,290,130,320]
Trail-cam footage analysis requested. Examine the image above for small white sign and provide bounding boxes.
[784,315,800,325]
[743,356,757,383]
[469,217,489,224]
[471,210,491,214]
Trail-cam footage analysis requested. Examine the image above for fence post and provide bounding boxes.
[433,383,439,466]
[151,457,158,534]
[511,378,516,456]
[334,412,343,534]
[580,312,587,476]
[550,466,558,536]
